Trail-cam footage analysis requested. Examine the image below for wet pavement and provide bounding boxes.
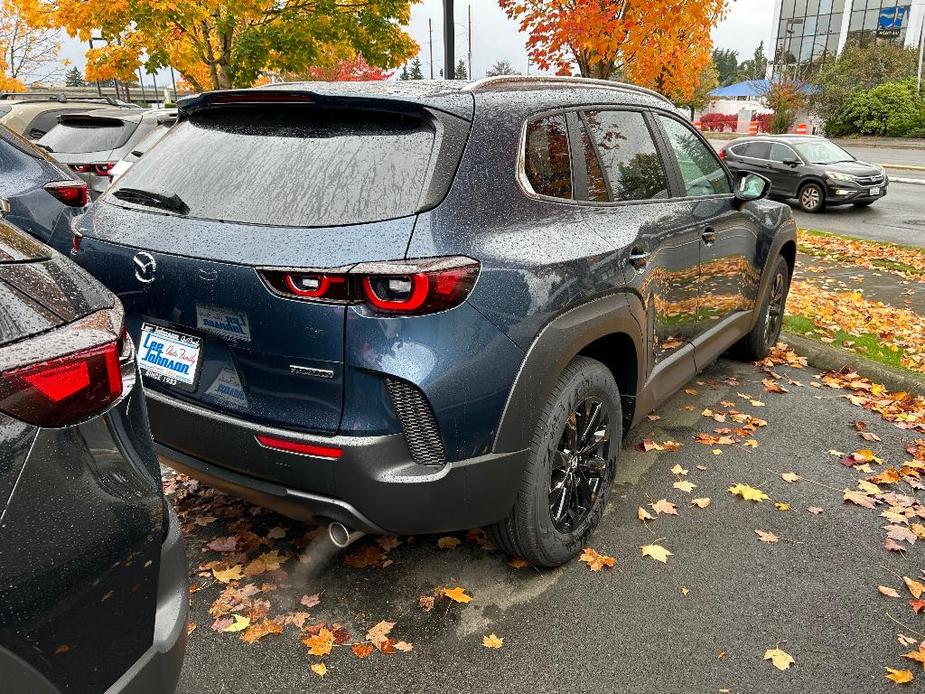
[173,353,925,694]
[796,255,925,313]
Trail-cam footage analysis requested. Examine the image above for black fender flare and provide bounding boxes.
[493,291,646,454]
[749,221,797,328]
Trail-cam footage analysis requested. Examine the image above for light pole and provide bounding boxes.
[88,35,104,97]
[917,2,924,94]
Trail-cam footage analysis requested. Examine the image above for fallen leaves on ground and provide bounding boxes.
[441,586,472,604]
[673,480,696,493]
[885,667,914,684]
[691,498,711,508]
[352,643,374,659]
[303,626,334,656]
[482,633,504,649]
[641,543,673,563]
[764,648,795,671]
[638,506,655,521]
[728,483,770,502]
[579,548,616,571]
[781,472,801,483]
[880,586,902,598]
[310,663,328,677]
[650,499,679,516]
[755,530,779,543]
[437,536,461,549]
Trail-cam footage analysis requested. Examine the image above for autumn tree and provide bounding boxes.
[486,59,517,77]
[1,0,61,90]
[14,0,418,91]
[498,0,727,102]
[307,55,392,81]
[675,60,719,118]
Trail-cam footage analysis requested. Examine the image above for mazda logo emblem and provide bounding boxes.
[133,252,157,284]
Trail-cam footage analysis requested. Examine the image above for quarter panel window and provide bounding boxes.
[524,114,573,200]
[658,116,732,197]
[579,110,669,202]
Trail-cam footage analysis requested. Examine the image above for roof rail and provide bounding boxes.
[464,75,675,106]
[0,93,134,107]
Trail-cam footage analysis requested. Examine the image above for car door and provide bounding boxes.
[572,108,699,396]
[654,114,762,368]
[766,142,803,197]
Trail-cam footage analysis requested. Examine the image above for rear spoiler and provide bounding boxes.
[57,114,129,128]
[178,88,474,122]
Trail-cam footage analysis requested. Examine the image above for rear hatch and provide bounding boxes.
[76,90,471,437]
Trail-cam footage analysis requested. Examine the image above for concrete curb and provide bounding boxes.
[881,163,925,172]
[892,176,925,185]
[782,332,925,396]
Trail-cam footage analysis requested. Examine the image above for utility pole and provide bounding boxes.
[152,72,160,108]
[169,67,178,103]
[428,18,434,79]
[444,0,455,79]
[137,68,147,104]
[468,4,472,80]
[918,4,924,94]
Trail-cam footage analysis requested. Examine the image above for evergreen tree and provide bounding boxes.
[711,48,738,85]
[486,59,517,76]
[454,59,468,79]
[400,64,409,80]
[64,66,85,87]
[736,41,768,82]
[408,57,424,80]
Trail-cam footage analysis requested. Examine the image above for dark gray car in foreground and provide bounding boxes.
[0,217,186,692]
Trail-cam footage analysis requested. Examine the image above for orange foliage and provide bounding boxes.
[498,0,727,101]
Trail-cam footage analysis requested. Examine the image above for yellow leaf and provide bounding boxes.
[212,565,244,583]
[673,480,696,493]
[691,497,711,508]
[437,536,461,549]
[775,502,791,511]
[310,663,328,678]
[904,576,925,600]
[885,668,913,684]
[857,479,881,495]
[638,506,655,521]
[755,529,779,543]
[743,439,759,448]
[222,614,250,633]
[508,557,529,569]
[728,483,769,502]
[482,633,504,649]
[764,647,795,670]
[671,464,688,476]
[442,586,472,604]
[303,627,334,656]
[641,543,673,563]
[712,449,723,455]
[879,585,902,598]
[780,472,801,483]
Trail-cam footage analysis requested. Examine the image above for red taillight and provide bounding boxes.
[71,164,91,173]
[92,162,115,176]
[255,434,342,459]
[260,257,480,316]
[0,342,122,427]
[44,181,88,207]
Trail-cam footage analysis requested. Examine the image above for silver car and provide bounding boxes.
[38,108,177,198]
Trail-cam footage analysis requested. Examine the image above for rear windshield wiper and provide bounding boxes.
[112,187,189,215]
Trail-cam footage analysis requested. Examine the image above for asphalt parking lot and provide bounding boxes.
[171,349,925,694]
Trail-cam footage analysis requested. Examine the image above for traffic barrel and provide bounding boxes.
[795,123,808,135]
[693,119,702,130]
[748,119,758,136]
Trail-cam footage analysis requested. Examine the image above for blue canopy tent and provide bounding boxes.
[710,80,771,98]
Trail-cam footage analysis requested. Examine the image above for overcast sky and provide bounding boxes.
[57,0,776,86]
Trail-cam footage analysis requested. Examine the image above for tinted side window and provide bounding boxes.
[741,141,770,159]
[658,116,731,196]
[524,115,572,200]
[769,143,797,163]
[580,111,668,202]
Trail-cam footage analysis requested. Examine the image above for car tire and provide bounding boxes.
[797,182,825,213]
[488,356,621,568]
[731,255,791,361]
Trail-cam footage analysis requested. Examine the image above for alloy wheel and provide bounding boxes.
[800,185,821,211]
[764,270,786,347]
[548,397,611,533]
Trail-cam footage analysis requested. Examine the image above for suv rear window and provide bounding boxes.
[39,117,135,153]
[109,106,436,227]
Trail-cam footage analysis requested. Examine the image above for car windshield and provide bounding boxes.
[792,139,855,165]
[108,105,436,227]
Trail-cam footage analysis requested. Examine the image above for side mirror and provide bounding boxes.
[735,172,771,203]
[0,198,10,217]
[783,158,800,167]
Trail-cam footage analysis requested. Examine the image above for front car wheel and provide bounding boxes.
[798,182,825,213]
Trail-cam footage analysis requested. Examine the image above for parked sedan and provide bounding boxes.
[719,134,887,212]
[38,108,177,198]
[0,124,88,255]
[0,213,187,693]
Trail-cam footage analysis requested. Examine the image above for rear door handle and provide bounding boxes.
[701,228,716,246]
[628,248,649,269]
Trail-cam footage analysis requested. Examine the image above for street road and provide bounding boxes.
[174,355,923,694]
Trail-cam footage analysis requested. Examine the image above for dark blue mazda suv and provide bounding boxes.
[73,77,796,567]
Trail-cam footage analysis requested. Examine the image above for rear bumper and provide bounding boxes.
[104,506,188,694]
[148,392,528,535]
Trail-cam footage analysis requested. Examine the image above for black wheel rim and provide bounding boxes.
[548,397,611,533]
[764,270,786,346]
